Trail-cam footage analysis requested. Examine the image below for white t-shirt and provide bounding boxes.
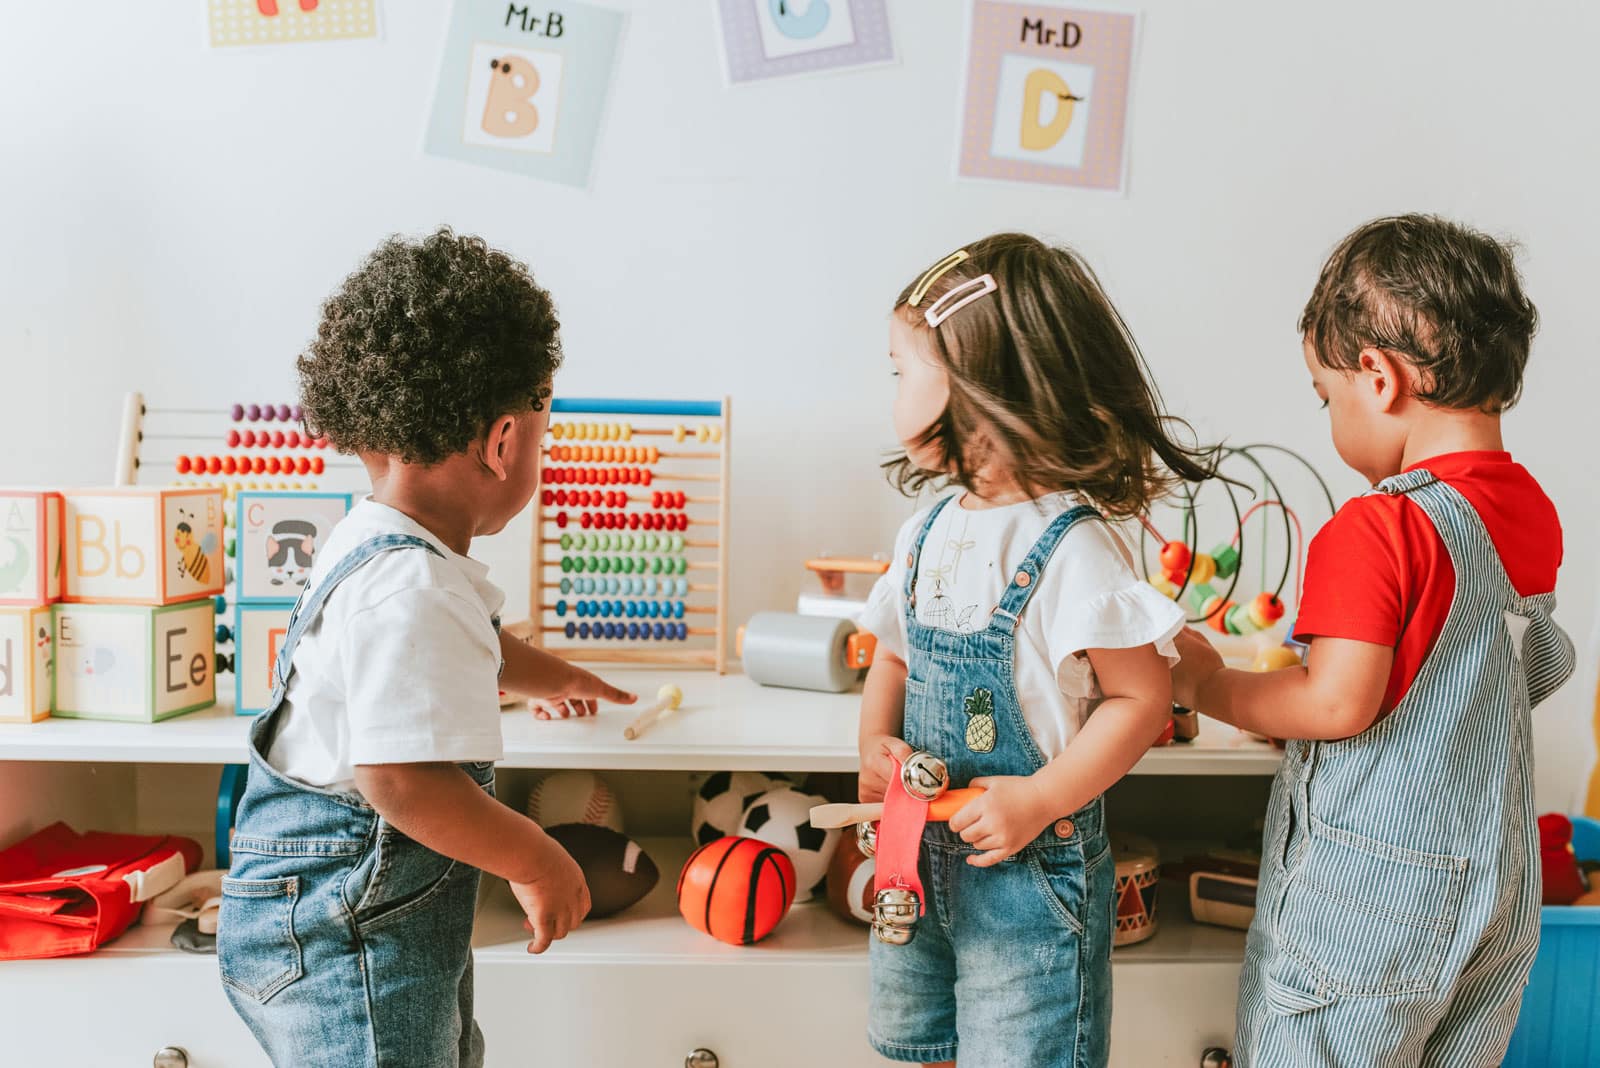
[857,493,1183,760]
[265,499,507,792]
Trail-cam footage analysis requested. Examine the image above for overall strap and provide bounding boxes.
[904,495,957,606]
[1371,470,1517,601]
[989,504,1101,636]
[268,533,444,699]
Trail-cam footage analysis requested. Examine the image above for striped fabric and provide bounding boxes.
[1235,469,1576,1067]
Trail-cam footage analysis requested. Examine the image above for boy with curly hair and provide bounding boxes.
[219,228,636,1068]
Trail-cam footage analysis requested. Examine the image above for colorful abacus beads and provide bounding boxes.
[553,510,690,532]
[557,532,686,553]
[1158,541,1191,575]
[547,445,662,465]
[551,421,635,442]
[176,454,325,476]
[563,621,690,641]
[545,466,654,486]
[1211,543,1241,580]
[559,554,690,576]
[559,577,691,597]
[554,599,687,620]
[1249,593,1286,629]
[670,424,723,443]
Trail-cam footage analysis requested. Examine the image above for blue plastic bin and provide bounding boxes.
[1504,816,1600,1067]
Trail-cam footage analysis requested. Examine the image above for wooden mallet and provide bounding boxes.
[809,787,986,829]
[622,684,684,740]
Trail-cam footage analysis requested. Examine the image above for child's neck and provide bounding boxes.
[1396,404,1505,473]
[361,454,482,556]
[958,469,1033,510]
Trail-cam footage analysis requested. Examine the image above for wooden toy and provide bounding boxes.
[691,770,789,847]
[1179,851,1262,931]
[52,601,215,721]
[235,491,353,602]
[676,835,796,946]
[0,491,63,607]
[738,612,876,693]
[0,605,53,722]
[526,770,624,833]
[622,683,684,740]
[234,603,292,716]
[544,824,658,919]
[528,399,731,672]
[737,785,837,902]
[1112,835,1160,947]
[809,787,986,830]
[62,488,225,605]
[825,830,876,926]
[796,555,889,619]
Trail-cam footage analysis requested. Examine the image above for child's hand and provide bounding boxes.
[529,664,638,720]
[1171,627,1225,711]
[950,774,1054,867]
[858,734,914,803]
[510,834,592,954]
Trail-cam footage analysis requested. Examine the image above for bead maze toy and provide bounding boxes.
[526,398,732,672]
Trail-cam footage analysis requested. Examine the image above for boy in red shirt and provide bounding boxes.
[1175,214,1576,1067]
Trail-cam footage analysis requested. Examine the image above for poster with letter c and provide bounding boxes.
[958,1,1138,194]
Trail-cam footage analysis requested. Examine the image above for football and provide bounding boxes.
[527,771,624,834]
[825,831,875,926]
[691,770,787,847]
[737,785,838,902]
[545,823,659,919]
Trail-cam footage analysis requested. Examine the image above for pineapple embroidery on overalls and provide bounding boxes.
[964,687,996,753]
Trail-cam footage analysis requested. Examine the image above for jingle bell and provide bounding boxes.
[900,750,949,801]
[856,820,878,858]
[872,920,916,946]
[872,886,921,945]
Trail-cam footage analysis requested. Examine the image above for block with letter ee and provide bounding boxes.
[53,601,216,721]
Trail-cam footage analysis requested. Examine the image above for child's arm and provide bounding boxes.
[499,629,638,718]
[354,761,589,954]
[1171,628,1392,741]
[949,643,1173,867]
[858,650,913,804]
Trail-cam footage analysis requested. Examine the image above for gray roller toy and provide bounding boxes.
[738,611,877,693]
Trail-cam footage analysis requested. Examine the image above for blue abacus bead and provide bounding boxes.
[575,601,586,618]
[559,578,572,595]
[608,622,621,639]
[676,622,689,641]
[674,601,686,619]
[677,579,689,597]
[214,595,227,613]
[627,622,639,639]
[624,601,636,618]
[565,622,577,639]
[652,623,665,640]
[578,622,591,639]
[215,625,232,643]
[555,600,567,617]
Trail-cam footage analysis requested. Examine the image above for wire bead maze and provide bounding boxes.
[114,391,371,684]
[519,397,732,673]
[1137,444,1336,647]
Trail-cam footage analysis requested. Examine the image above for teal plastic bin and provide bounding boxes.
[1504,816,1600,1067]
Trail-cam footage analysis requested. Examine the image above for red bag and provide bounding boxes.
[0,823,202,960]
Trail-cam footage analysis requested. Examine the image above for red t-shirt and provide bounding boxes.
[1294,452,1563,715]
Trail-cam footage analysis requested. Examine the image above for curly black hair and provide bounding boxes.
[297,227,563,464]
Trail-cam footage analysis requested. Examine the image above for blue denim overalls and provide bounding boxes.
[219,534,497,1068]
[1236,471,1575,1066]
[868,498,1116,1068]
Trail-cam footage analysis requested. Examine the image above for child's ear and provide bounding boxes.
[481,415,517,482]
[1357,346,1407,413]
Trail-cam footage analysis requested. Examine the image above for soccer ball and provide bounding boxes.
[738,785,838,902]
[691,771,787,847]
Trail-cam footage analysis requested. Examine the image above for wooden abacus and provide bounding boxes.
[527,397,731,672]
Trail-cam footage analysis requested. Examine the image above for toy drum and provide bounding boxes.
[1112,835,1160,947]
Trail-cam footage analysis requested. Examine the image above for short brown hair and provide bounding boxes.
[1300,214,1537,413]
[886,233,1218,518]
[298,227,562,465]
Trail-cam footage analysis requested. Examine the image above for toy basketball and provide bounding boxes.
[544,823,658,919]
[1112,835,1160,947]
[737,785,837,902]
[527,770,624,833]
[825,831,875,926]
[677,836,796,946]
[691,770,786,847]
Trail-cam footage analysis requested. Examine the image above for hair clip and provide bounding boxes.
[908,250,971,307]
[923,274,997,327]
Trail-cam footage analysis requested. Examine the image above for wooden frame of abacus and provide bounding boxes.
[526,397,731,673]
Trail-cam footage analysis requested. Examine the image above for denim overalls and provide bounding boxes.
[219,534,497,1068]
[1236,471,1575,1067]
[868,498,1115,1068]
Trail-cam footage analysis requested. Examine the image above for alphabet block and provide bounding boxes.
[0,490,64,607]
[63,488,225,605]
[53,601,216,721]
[235,491,352,603]
[235,603,292,716]
[0,605,53,722]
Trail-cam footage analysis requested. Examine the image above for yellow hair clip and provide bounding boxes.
[907,250,971,307]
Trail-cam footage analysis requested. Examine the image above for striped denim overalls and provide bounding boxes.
[1236,470,1575,1067]
[220,534,496,1068]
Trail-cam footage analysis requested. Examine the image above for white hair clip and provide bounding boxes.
[922,274,997,327]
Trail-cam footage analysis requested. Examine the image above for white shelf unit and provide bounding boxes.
[0,668,1275,1067]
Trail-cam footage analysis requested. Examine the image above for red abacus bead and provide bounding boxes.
[238,429,253,447]
[675,491,687,509]
[641,469,652,486]
[651,491,662,509]
[316,437,328,449]
[270,430,284,447]
[626,513,640,530]
[586,469,599,485]
[311,457,325,475]
[541,490,554,507]
[556,512,569,528]
[674,514,687,531]
[222,456,237,475]
[581,512,594,529]
[270,457,285,474]
[609,513,622,530]
[227,429,241,448]
[284,431,300,448]
[177,455,193,474]
[295,457,311,475]
[1159,541,1192,575]
[1252,593,1286,623]
[206,455,222,474]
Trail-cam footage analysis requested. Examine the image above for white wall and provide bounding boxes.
[2,0,1595,808]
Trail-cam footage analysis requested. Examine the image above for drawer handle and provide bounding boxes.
[686,1049,719,1068]
[153,1048,190,1068]
[1200,1049,1232,1068]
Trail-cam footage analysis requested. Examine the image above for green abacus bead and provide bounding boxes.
[672,534,684,553]
[624,534,636,551]
[560,556,573,574]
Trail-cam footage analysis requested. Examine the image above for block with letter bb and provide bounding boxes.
[0,605,53,722]
[63,488,225,605]
[0,490,63,607]
[235,491,352,603]
[53,601,216,721]
[236,603,292,716]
